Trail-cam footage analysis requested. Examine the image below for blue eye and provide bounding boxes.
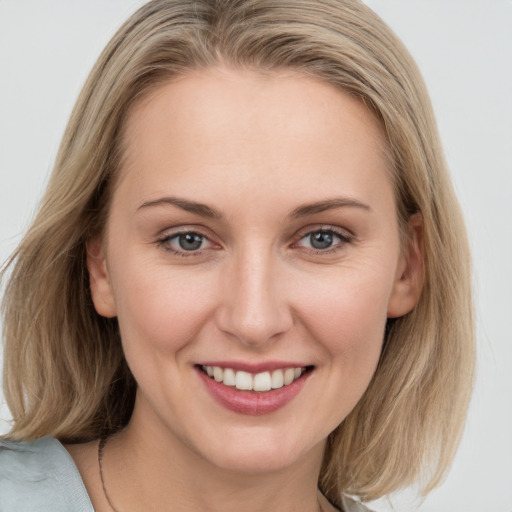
[297,229,349,251]
[309,231,336,249]
[176,233,204,251]
[159,231,211,253]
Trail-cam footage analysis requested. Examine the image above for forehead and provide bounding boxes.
[115,67,392,210]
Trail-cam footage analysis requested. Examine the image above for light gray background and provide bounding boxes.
[1,1,511,511]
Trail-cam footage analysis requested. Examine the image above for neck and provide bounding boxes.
[104,399,326,512]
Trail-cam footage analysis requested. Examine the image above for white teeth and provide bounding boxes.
[271,370,284,389]
[223,368,236,386]
[253,372,272,391]
[235,371,253,390]
[213,366,223,382]
[202,365,306,392]
[283,368,295,385]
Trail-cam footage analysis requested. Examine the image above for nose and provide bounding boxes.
[215,246,294,349]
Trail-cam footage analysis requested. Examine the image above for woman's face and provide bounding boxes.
[88,67,421,474]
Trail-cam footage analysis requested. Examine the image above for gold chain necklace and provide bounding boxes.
[98,436,324,512]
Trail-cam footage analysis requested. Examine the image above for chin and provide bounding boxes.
[193,428,324,475]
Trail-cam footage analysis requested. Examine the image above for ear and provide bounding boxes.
[387,213,424,318]
[87,237,117,318]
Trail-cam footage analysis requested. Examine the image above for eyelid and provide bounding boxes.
[156,224,218,242]
[292,225,353,252]
[156,226,221,256]
[294,225,353,242]
[154,224,353,257]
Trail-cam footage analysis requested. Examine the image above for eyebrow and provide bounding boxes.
[137,196,370,219]
[289,197,371,218]
[137,197,222,218]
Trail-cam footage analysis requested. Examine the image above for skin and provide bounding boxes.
[69,67,423,512]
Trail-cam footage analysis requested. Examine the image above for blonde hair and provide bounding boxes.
[2,0,474,504]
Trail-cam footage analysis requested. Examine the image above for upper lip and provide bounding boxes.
[196,360,312,373]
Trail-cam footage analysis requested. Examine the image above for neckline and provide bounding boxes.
[46,437,96,511]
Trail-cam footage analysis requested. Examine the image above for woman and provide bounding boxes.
[0,1,474,511]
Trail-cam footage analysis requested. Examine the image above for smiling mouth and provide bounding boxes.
[199,365,313,392]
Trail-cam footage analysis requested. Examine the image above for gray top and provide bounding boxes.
[0,436,94,512]
[0,436,372,512]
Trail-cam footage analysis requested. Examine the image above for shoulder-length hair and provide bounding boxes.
[2,0,474,504]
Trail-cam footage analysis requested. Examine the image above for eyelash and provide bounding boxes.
[294,227,352,254]
[156,226,352,257]
[156,230,213,257]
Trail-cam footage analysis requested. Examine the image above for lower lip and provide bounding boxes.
[197,367,311,415]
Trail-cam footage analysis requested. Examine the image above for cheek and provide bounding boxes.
[110,256,216,358]
[296,269,392,424]
[295,264,393,373]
